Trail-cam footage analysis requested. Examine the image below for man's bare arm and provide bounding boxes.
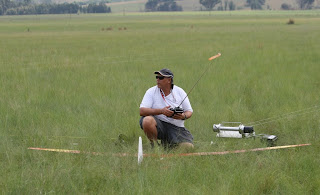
[140,106,174,117]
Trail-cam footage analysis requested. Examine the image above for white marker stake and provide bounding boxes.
[138,136,143,165]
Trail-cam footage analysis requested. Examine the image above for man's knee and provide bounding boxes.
[142,116,158,141]
[142,116,156,129]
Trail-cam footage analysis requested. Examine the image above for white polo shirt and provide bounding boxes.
[140,85,193,127]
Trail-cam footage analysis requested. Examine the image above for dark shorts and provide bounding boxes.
[139,116,193,147]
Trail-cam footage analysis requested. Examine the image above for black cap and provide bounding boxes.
[154,68,174,78]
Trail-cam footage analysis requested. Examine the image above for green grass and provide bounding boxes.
[0,11,320,194]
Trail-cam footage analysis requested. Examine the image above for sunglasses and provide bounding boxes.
[156,76,166,80]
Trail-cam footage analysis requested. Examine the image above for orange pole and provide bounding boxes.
[208,53,221,61]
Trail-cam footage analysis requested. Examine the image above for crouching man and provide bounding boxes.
[139,68,194,151]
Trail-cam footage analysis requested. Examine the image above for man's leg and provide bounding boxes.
[141,116,158,144]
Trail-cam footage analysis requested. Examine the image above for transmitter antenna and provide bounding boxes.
[178,53,221,107]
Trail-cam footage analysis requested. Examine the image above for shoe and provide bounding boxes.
[150,140,160,149]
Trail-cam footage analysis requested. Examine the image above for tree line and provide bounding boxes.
[0,0,317,15]
[199,0,316,11]
[0,0,111,15]
[145,0,317,12]
[145,0,182,11]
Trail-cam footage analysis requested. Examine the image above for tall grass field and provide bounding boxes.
[0,11,320,194]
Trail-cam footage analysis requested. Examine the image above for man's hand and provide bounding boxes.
[161,106,174,117]
[172,111,192,120]
[172,113,185,120]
